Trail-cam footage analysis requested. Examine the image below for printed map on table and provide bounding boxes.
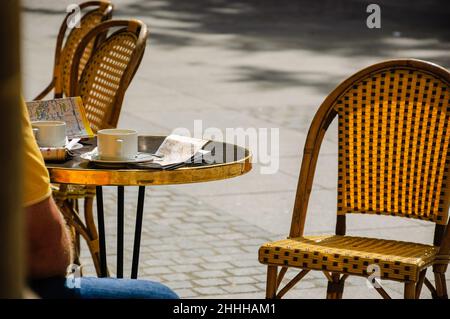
[26,97,94,138]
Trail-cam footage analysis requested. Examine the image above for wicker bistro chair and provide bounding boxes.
[55,19,148,276]
[34,1,113,100]
[259,59,450,299]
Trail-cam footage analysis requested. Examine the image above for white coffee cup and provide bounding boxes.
[97,129,138,160]
[31,121,67,147]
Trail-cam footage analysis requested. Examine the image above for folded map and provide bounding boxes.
[26,97,94,139]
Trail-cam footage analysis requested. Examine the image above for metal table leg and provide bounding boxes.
[117,186,124,278]
[96,186,108,277]
[131,186,146,279]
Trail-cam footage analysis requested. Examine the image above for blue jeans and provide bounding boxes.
[29,277,179,299]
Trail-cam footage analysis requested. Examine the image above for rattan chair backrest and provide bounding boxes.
[70,19,148,132]
[334,66,450,224]
[290,60,450,238]
[54,1,113,97]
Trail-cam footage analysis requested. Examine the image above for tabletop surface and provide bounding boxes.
[46,136,252,186]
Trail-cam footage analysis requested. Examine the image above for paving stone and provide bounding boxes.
[173,222,201,230]
[210,240,239,248]
[255,283,267,291]
[193,278,228,287]
[181,216,209,223]
[165,281,193,289]
[214,246,247,255]
[182,249,217,258]
[169,264,202,273]
[174,229,205,236]
[226,276,258,285]
[200,262,232,270]
[227,267,264,276]
[142,266,173,275]
[189,210,216,217]
[176,241,211,250]
[217,233,249,241]
[201,254,237,263]
[193,287,226,296]
[210,215,240,222]
[173,256,204,265]
[162,273,191,282]
[240,245,262,254]
[192,270,228,279]
[222,284,260,294]
[200,222,230,228]
[204,227,234,235]
[149,244,179,252]
[230,259,262,268]
[148,251,184,260]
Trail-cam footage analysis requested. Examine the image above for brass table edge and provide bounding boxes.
[48,154,252,186]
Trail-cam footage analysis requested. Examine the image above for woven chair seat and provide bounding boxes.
[259,235,438,282]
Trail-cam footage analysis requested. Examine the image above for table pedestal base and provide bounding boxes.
[96,186,146,279]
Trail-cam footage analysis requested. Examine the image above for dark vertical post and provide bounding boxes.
[96,186,107,277]
[131,186,145,279]
[0,0,23,298]
[117,186,124,278]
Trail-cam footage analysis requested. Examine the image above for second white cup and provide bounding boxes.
[31,120,67,147]
[97,129,138,160]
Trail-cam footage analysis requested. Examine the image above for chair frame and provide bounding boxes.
[57,19,148,276]
[34,0,113,100]
[265,59,450,299]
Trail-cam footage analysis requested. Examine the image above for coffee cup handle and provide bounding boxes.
[116,139,123,158]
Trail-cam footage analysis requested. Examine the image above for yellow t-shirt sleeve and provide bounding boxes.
[21,99,52,207]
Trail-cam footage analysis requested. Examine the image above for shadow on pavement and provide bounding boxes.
[115,0,450,92]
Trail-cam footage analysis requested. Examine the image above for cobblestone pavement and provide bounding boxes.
[77,186,432,299]
[23,0,450,298]
[81,187,274,298]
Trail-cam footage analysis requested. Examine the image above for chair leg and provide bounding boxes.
[326,273,345,299]
[83,197,102,276]
[266,266,278,299]
[415,269,426,299]
[58,197,103,277]
[84,197,98,239]
[74,230,81,265]
[404,282,416,299]
[435,272,448,299]
[66,223,81,265]
[440,273,448,299]
[65,199,81,265]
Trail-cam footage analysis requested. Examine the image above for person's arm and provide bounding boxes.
[25,196,73,279]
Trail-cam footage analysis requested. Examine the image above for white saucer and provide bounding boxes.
[80,151,155,165]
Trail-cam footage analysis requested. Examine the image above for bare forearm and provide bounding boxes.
[26,197,73,279]
[27,221,72,278]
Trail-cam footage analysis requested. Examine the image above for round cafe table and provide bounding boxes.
[46,135,252,278]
